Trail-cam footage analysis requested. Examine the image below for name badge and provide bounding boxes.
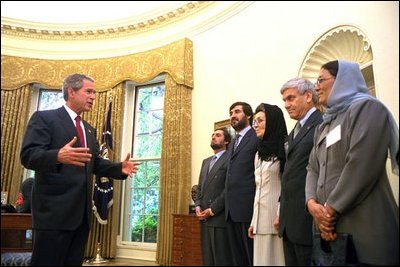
[326,125,341,148]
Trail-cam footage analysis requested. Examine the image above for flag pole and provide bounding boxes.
[85,224,108,264]
[86,98,113,265]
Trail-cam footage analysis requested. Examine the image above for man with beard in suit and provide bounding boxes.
[195,127,232,266]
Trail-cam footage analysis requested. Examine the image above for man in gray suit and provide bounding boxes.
[277,78,322,265]
[225,102,259,266]
[195,127,232,266]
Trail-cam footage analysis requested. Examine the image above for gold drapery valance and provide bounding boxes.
[1,38,193,91]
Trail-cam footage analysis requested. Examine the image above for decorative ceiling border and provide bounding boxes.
[1,1,212,40]
[1,1,254,59]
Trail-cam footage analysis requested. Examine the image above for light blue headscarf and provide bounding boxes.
[323,59,399,175]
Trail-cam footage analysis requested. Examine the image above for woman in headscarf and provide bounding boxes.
[248,103,287,266]
[306,59,399,265]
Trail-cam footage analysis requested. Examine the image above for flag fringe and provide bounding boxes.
[92,199,113,225]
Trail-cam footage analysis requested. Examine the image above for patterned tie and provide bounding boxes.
[75,115,86,147]
[293,122,301,138]
[208,155,217,173]
[233,134,241,151]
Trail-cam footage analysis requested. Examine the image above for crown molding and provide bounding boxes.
[1,1,254,59]
[1,2,209,39]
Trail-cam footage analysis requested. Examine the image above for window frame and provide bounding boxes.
[118,74,165,251]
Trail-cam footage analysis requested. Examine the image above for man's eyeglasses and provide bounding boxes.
[315,76,334,86]
[252,119,265,127]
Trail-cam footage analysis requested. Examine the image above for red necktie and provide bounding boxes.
[75,115,86,147]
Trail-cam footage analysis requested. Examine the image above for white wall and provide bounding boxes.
[189,1,399,199]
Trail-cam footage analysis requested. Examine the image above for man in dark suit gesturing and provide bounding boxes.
[225,102,259,266]
[276,78,322,265]
[20,74,140,266]
[195,127,232,265]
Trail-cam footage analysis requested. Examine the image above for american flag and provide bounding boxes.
[93,102,114,224]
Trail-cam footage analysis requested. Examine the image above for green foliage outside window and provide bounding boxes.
[131,208,158,243]
[128,83,164,244]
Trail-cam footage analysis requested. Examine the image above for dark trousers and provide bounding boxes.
[226,217,253,266]
[282,233,312,266]
[200,222,233,266]
[31,222,89,266]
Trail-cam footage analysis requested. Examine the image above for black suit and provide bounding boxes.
[20,106,127,266]
[278,109,322,266]
[196,151,232,265]
[225,128,258,266]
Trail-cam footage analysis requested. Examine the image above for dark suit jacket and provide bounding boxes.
[225,128,258,222]
[196,151,229,227]
[20,106,126,231]
[278,109,322,245]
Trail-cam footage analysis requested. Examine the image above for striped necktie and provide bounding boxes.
[233,134,241,151]
[208,155,217,173]
[293,122,301,138]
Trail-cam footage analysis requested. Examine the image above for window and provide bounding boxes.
[121,78,165,247]
[37,89,65,110]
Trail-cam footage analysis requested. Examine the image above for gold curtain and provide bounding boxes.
[156,75,192,266]
[0,85,32,204]
[1,38,193,262]
[1,39,193,91]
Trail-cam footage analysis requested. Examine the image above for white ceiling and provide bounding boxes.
[1,1,184,24]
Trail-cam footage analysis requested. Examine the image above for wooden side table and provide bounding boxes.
[171,214,202,266]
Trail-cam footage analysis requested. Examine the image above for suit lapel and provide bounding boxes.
[317,124,329,147]
[203,152,227,189]
[287,110,320,154]
[200,157,212,188]
[56,107,77,143]
[83,121,94,149]
[231,128,254,157]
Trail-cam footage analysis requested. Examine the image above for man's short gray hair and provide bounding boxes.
[280,77,318,104]
[62,74,94,101]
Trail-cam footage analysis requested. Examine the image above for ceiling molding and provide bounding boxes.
[1,2,211,39]
[299,25,373,81]
[1,1,254,59]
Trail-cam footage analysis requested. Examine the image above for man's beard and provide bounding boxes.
[210,143,224,150]
[231,117,247,131]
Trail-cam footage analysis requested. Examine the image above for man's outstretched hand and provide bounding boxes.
[122,153,140,177]
[57,137,91,167]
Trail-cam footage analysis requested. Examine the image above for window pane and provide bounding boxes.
[38,90,64,110]
[123,81,164,245]
[133,84,164,159]
[128,160,160,243]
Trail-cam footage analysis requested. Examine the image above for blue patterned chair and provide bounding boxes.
[1,252,31,266]
[1,214,32,266]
